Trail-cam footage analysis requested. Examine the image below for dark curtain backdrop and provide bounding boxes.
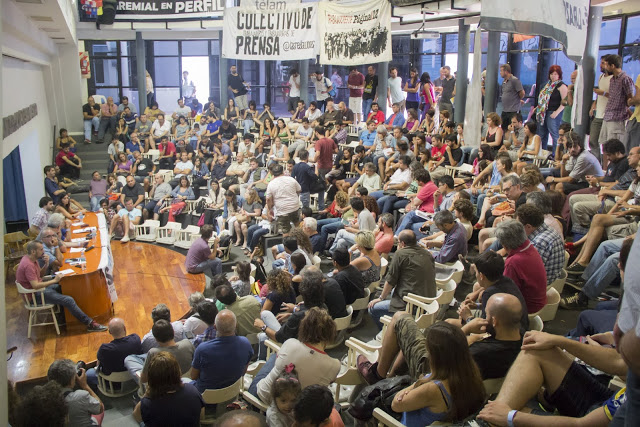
[3,147,28,222]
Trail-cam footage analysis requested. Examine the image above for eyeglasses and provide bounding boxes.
[503,186,513,191]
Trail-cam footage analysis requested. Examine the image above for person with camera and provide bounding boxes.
[47,359,105,426]
[185,225,221,279]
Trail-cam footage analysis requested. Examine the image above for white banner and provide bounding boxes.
[479,0,589,63]
[222,3,319,60]
[318,0,392,65]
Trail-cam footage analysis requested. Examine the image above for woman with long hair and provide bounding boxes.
[190,156,210,198]
[391,323,486,425]
[174,115,190,141]
[224,98,240,125]
[144,101,164,122]
[275,118,292,144]
[55,128,77,152]
[261,269,296,315]
[55,191,86,219]
[203,179,224,225]
[475,155,516,228]
[420,73,435,120]
[473,144,494,176]
[106,173,123,209]
[243,100,259,134]
[403,108,420,134]
[419,108,436,135]
[159,176,195,222]
[268,136,290,167]
[259,117,276,151]
[536,65,568,154]
[113,152,132,177]
[114,117,129,143]
[230,261,252,297]
[403,67,421,112]
[133,352,204,426]
[218,189,240,236]
[234,188,263,248]
[514,121,542,174]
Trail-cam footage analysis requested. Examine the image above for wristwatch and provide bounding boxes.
[261,325,267,332]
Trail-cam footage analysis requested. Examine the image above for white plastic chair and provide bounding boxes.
[408,279,457,313]
[174,225,200,249]
[434,260,464,285]
[380,257,389,277]
[143,149,160,163]
[549,269,568,294]
[156,169,174,183]
[93,94,107,104]
[312,255,322,267]
[16,281,60,338]
[134,220,160,242]
[373,408,404,427]
[349,288,371,328]
[326,306,353,350]
[200,377,243,423]
[97,370,138,398]
[531,287,561,322]
[155,221,182,245]
[529,315,544,331]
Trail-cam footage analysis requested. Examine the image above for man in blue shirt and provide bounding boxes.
[44,165,65,204]
[384,102,405,131]
[425,210,468,264]
[190,309,253,392]
[205,115,222,138]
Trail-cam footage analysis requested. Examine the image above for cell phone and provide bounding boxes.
[85,246,95,252]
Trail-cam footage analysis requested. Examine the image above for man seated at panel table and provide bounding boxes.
[16,241,107,332]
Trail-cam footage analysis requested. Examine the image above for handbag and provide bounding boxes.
[197,213,206,227]
[236,213,250,223]
[348,375,411,421]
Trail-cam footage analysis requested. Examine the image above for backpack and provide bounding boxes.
[309,173,327,194]
[326,77,337,98]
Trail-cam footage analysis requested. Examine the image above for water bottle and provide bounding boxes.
[81,257,87,272]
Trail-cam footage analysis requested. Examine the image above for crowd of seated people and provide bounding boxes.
[23,55,640,426]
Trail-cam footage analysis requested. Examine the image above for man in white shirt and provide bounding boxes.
[589,57,612,162]
[151,114,171,147]
[312,69,333,112]
[305,101,323,125]
[290,118,314,158]
[265,163,301,234]
[172,98,192,121]
[110,198,142,243]
[387,66,404,112]
[288,69,301,114]
[169,151,194,187]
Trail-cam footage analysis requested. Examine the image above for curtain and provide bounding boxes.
[3,147,28,222]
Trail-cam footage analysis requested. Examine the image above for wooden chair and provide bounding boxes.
[97,370,138,398]
[4,231,30,280]
[326,306,353,350]
[155,221,182,245]
[134,220,160,242]
[200,377,243,423]
[174,225,200,249]
[15,281,60,338]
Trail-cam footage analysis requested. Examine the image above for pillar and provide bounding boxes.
[575,6,603,138]
[484,31,500,114]
[0,0,8,422]
[378,62,389,116]
[299,59,309,104]
[454,19,470,123]
[135,32,147,113]
[219,35,229,111]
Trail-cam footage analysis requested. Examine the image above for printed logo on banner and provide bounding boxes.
[318,0,392,66]
[79,0,225,21]
[223,1,319,60]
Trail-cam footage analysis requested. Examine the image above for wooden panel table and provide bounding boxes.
[60,213,113,324]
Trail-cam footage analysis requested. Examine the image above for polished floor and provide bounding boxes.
[6,241,205,385]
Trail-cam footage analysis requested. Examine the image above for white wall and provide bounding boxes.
[2,56,54,221]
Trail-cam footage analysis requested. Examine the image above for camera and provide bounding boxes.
[76,360,87,376]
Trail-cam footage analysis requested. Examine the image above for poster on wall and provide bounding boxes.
[222,2,319,60]
[479,0,589,63]
[317,0,392,65]
[80,52,91,79]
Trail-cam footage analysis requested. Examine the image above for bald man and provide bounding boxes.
[215,410,267,427]
[190,309,254,393]
[359,293,522,386]
[87,318,142,386]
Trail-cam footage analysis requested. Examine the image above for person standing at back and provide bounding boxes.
[347,67,365,123]
[500,64,525,131]
[363,65,379,120]
[228,65,250,112]
[387,66,404,112]
[600,54,634,153]
[265,163,302,235]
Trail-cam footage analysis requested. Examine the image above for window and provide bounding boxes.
[626,15,640,44]
[93,59,119,87]
[154,57,180,87]
[600,19,622,46]
[182,41,209,56]
[154,41,179,56]
[420,55,442,80]
[512,36,539,51]
[421,37,442,54]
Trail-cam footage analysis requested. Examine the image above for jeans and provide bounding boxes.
[476,193,486,218]
[376,195,400,214]
[460,146,474,165]
[362,98,374,119]
[243,119,255,134]
[42,284,92,325]
[394,210,426,236]
[90,196,103,212]
[540,167,561,180]
[189,259,222,279]
[86,367,99,387]
[318,219,343,251]
[248,353,277,397]
[581,239,623,300]
[300,191,325,211]
[368,298,391,330]
[370,190,385,201]
[98,116,117,141]
[84,117,100,141]
[257,311,281,360]
[569,301,618,337]
[330,229,356,253]
[247,224,269,250]
[124,354,147,384]
[537,113,563,155]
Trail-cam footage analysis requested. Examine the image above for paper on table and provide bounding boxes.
[72,221,85,226]
[71,238,88,243]
[55,269,75,275]
[72,227,96,234]
[69,247,85,253]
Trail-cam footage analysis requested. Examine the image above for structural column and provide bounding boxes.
[484,31,500,114]
[299,60,309,104]
[219,34,229,110]
[378,61,389,116]
[575,6,603,138]
[135,32,147,113]
[454,19,470,123]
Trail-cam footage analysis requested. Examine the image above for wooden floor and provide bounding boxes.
[6,242,205,385]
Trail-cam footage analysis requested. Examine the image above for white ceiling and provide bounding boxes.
[9,0,639,45]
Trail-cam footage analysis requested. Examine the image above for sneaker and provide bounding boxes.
[121,235,130,243]
[357,355,382,385]
[566,263,586,275]
[560,292,588,310]
[87,321,107,332]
